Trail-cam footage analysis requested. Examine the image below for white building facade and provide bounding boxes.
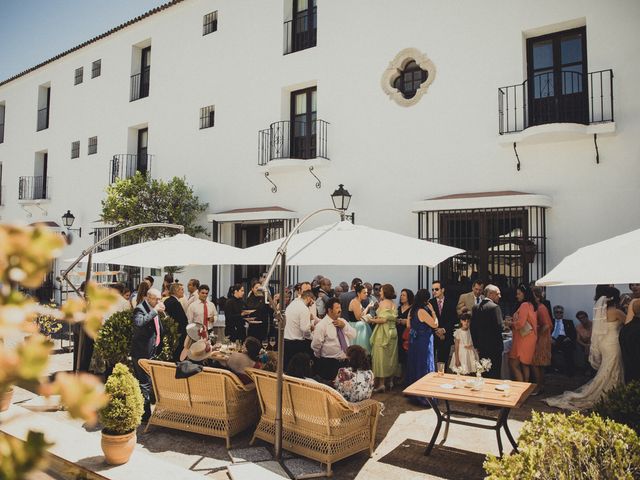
[0,0,638,316]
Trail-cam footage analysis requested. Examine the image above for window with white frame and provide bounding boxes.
[203,11,218,35]
[74,67,83,85]
[200,105,215,129]
[92,59,101,78]
[88,136,98,155]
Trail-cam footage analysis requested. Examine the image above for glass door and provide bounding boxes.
[290,87,316,159]
[292,0,316,51]
[527,27,588,126]
[140,46,151,98]
[137,128,148,175]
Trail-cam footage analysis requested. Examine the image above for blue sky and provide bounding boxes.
[0,0,167,81]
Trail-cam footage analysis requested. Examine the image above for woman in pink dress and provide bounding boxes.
[531,286,552,394]
[507,284,538,382]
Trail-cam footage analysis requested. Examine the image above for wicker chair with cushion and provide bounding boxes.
[247,368,380,476]
[138,359,258,448]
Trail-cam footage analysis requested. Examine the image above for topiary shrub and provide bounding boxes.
[92,310,179,373]
[594,381,640,434]
[93,310,134,373]
[99,363,144,435]
[484,411,640,480]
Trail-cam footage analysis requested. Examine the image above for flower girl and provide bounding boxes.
[449,312,479,374]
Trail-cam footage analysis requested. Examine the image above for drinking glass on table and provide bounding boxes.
[437,362,445,376]
[269,336,276,349]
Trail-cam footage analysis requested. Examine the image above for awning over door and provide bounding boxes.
[208,206,298,223]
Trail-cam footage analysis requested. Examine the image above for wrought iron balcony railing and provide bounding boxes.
[18,176,50,200]
[283,7,317,54]
[258,119,329,166]
[109,154,153,184]
[37,107,49,131]
[498,69,614,134]
[130,67,151,102]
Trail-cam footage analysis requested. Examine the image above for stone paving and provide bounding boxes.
[8,352,589,479]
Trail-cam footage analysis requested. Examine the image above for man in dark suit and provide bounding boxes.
[551,305,577,376]
[471,285,504,379]
[429,280,457,367]
[131,287,165,422]
[164,282,189,361]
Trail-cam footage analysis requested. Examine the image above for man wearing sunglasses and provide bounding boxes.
[428,280,457,367]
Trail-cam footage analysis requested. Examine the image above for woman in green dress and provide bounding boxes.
[369,283,399,392]
[347,284,374,353]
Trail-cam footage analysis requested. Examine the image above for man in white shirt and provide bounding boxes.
[311,297,356,381]
[187,284,217,339]
[185,278,201,308]
[284,290,315,368]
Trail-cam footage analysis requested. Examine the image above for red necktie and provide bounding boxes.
[202,301,209,332]
[154,315,161,346]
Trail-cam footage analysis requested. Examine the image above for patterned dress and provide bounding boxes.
[334,367,374,402]
[370,308,399,378]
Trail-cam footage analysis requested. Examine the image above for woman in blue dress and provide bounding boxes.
[348,284,374,353]
[405,288,438,406]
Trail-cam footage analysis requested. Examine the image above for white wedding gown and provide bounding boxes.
[545,299,623,411]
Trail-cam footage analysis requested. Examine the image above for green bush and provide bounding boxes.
[92,309,179,373]
[484,411,640,480]
[99,363,144,435]
[594,381,640,434]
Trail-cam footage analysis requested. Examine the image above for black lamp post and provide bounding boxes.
[330,184,355,223]
[62,210,82,237]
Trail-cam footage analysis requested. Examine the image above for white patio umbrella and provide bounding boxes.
[239,220,464,266]
[536,228,640,286]
[66,233,245,267]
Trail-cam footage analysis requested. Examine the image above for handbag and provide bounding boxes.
[519,320,533,337]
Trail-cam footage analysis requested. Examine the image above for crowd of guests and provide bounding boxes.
[79,272,640,420]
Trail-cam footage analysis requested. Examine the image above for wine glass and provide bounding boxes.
[269,336,276,349]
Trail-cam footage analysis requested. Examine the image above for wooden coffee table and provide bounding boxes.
[403,372,535,457]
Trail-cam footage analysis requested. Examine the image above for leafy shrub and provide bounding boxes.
[484,411,640,480]
[99,363,144,435]
[93,309,179,373]
[594,381,640,434]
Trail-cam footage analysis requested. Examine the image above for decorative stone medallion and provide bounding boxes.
[381,48,436,107]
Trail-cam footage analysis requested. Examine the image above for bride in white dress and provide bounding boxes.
[545,289,625,411]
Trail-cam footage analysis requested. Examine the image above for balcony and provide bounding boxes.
[37,107,49,131]
[18,176,49,201]
[498,69,614,143]
[283,7,317,54]
[258,119,329,168]
[130,67,150,102]
[109,154,153,184]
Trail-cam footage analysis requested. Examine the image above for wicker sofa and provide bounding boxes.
[247,368,381,476]
[138,359,258,448]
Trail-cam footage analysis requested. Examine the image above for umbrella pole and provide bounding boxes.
[274,250,286,460]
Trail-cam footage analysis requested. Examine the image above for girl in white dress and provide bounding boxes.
[449,314,479,374]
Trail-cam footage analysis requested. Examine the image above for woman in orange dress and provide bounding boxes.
[508,284,538,382]
[531,286,552,394]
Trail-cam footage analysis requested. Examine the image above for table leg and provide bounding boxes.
[501,408,519,453]
[439,400,451,446]
[424,397,442,456]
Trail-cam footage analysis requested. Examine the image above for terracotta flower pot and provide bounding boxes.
[0,387,14,412]
[101,430,136,465]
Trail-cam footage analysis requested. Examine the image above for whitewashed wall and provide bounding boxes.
[0,0,639,318]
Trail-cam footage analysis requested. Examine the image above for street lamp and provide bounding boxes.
[61,210,82,237]
[330,184,355,223]
[262,185,357,460]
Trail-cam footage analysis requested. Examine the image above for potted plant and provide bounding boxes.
[98,363,144,465]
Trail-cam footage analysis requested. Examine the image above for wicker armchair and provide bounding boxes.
[247,368,380,476]
[138,359,258,448]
